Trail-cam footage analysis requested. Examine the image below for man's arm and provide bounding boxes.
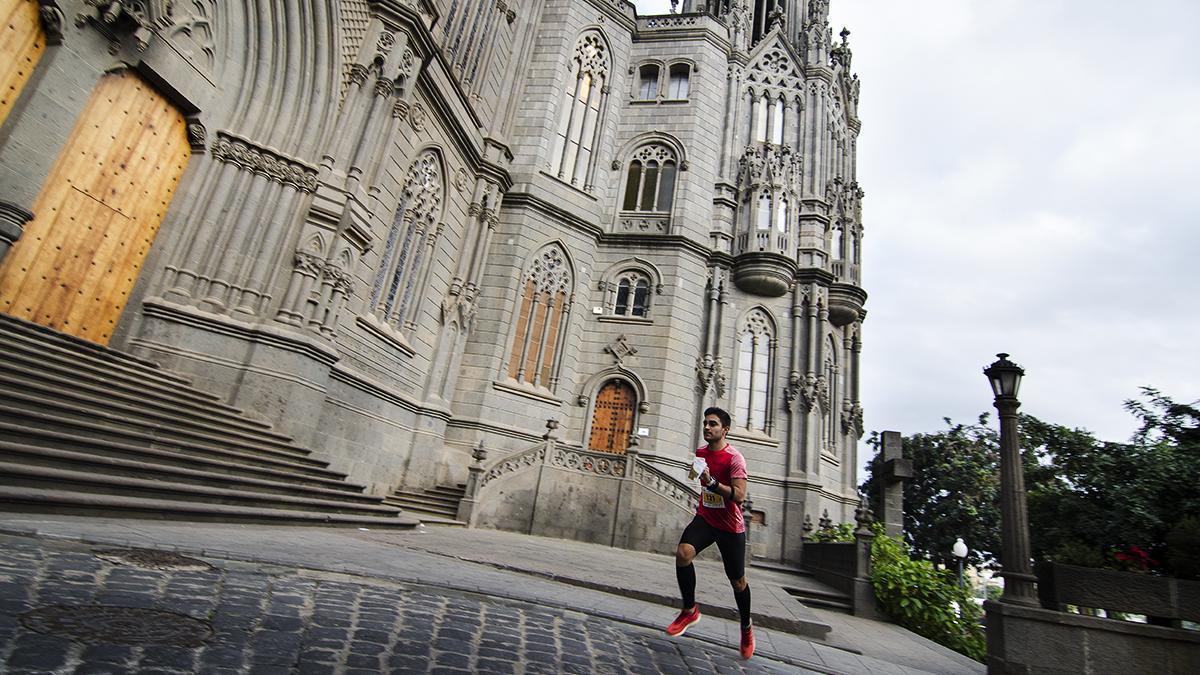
[730,477,746,505]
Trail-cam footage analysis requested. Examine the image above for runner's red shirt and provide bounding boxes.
[694,443,748,533]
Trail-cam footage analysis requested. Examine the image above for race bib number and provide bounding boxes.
[701,490,725,509]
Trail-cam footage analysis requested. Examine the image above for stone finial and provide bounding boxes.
[543,418,560,440]
[471,441,488,464]
[855,497,875,535]
[819,509,833,531]
[802,513,814,538]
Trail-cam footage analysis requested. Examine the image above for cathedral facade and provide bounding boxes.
[0,0,865,563]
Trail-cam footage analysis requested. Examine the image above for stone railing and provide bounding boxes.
[1037,562,1200,627]
[456,420,697,523]
[629,454,698,514]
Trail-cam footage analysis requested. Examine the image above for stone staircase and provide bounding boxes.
[0,313,418,528]
[384,483,467,524]
[751,559,855,613]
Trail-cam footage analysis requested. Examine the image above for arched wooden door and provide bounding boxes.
[587,379,637,455]
[0,69,190,345]
[0,0,46,127]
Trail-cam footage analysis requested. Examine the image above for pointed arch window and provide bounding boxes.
[754,94,768,143]
[507,246,573,390]
[823,336,839,451]
[550,31,610,188]
[776,196,789,233]
[621,144,678,213]
[831,226,844,260]
[736,309,775,433]
[772,97,785,144]
[370,150,444,330]
[756,193,771,230]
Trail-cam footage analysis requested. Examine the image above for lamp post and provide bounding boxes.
[952,537,968,589]
[983,353,1039,606]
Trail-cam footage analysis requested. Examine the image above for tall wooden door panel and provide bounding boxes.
[588,379,636,455]
[0,0,45,126]
[0,69,190,344]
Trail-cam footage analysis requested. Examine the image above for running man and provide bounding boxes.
[665,406,754,659]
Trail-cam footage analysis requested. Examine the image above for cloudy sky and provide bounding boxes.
[634,0,1200,454]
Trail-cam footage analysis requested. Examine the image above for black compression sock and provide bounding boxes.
[677,563,696,610]
[734,584,752,628]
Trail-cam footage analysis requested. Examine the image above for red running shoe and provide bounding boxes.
[740,624,755,659]
[665,605,701,636]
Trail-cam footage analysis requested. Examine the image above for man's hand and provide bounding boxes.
[699,469,713,486]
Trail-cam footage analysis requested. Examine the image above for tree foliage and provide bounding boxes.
[861,388,1200,576]
[860,418,1001,568]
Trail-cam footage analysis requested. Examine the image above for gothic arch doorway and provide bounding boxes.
[0,69,191,345]
[587,378,637,454]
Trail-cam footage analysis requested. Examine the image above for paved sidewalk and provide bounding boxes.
[0,515,984,674]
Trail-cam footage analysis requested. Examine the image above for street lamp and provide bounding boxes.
[983,353,1038,606]
[952,537,968,589]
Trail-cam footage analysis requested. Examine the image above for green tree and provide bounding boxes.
[860,417,1001,568]
[861,388,1200,575]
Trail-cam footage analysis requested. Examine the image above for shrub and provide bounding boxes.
[870,531,986,662]
[809,522,856,543]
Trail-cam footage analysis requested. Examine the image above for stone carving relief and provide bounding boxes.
[480,446,548,490]
[737,144,802,192]
[168,0,215,73]
[185,116,206,152]
[75,0,173,52]
[633,462,698,512]
[604,334,638,366]
[550,447,626,478]
[409,102,427,130]
[37,2,66,44]
[695,354,727,397]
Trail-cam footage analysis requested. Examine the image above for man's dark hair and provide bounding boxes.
[703,406,731,428]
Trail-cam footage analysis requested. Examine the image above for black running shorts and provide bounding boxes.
[679,514,747,581]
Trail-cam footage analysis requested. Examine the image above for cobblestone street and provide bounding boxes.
[0,535,812,674]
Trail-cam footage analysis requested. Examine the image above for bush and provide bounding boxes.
[809,522,856,543]
[870,531,986,662]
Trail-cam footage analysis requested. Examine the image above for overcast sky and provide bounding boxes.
[634,0,1200,456]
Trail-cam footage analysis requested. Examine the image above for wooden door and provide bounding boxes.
[0,0,45,127]
[0,69,190,344]
[588,379,637,455]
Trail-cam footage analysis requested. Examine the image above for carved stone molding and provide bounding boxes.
[632,462,698,513]
[210,132,318,193]
[0,201,35,254]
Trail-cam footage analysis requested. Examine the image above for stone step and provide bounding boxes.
[0,441,380,505]
[0,422,359,492]
[0,367,288,444]
[384,494,459,518]
[0,486,419,528]
[1,325,234,413]
[0,391,328,469]
[0,463,402,518]
[783,588,854,613]
[0,313,192,386]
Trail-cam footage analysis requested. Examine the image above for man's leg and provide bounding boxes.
[716,529,755,658]
[668,517,714,636]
